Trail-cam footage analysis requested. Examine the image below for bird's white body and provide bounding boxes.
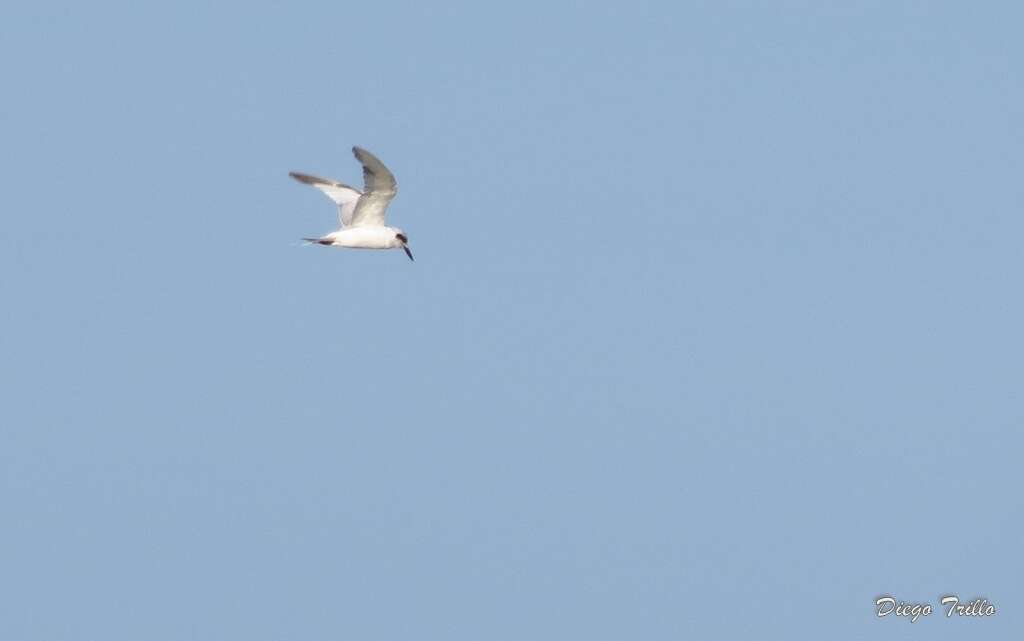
[321,226,407,249]
[290,147,414,260]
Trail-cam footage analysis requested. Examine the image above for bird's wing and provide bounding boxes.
[349,146,398,227]
[289,172,362,227]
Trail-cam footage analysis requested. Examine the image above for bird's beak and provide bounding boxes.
[403,244,414,261]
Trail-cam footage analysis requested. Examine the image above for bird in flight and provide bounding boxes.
[290,146,413,261]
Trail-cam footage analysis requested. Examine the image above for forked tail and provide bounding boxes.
[302,238,333,246]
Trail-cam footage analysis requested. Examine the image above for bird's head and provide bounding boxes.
[395,231,414,261]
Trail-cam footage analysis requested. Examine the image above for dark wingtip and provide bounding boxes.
[352,146,376,174]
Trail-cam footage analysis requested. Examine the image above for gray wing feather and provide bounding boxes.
[289,171,362,227]
[350,146,398,227]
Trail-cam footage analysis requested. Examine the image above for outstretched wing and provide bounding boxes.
[350,146,398,227]
[289,172,362,227]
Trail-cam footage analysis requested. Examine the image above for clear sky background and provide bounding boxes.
[2,2,1021,639]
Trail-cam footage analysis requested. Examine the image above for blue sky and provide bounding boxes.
[2,2,1021,639]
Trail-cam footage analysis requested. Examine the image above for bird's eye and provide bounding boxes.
[396,233,408,243]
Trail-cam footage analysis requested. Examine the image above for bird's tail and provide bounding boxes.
[302,237,333,246]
